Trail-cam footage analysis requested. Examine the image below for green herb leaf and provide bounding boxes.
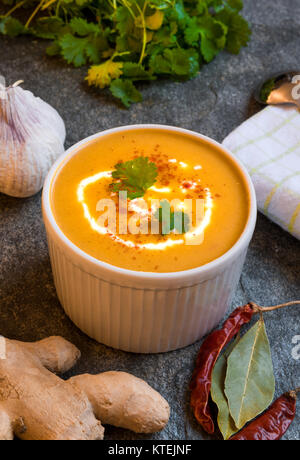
[0,17,26,37]
[59,34,90,66]
[110,78,142,108]
[31,17,66,39]
[185,15,227,62]
[154,200,190,234]
[226,0,243,12]
[115,6,134,36]
[110,156,158,199]
[260,78,276,103]
[169,0,190,28]
[211,336,240,440]
[58,32,104,66]
[69,18,100,36]
[150,48,199,78]
[74,0,91,6]
[216,7,251,54]
[122,62,154,81]
[171,210,190,233]
[224,318,275,430]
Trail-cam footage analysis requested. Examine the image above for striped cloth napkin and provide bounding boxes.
[223,105,300,240]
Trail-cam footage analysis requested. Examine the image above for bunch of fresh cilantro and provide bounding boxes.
[0,0,251,107]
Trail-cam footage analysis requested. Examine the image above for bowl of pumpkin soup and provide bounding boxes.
[42,125,256,353]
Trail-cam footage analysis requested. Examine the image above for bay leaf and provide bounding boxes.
[211,337,239,440]
[224,318,275,429]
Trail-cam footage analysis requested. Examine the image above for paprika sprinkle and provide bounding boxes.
[229,389,299,440]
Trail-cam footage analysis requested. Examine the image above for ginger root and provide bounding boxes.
[0,336,170,440]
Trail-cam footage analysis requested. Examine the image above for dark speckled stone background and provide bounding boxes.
[0,0,299,440]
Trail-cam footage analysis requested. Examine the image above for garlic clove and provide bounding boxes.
[0,82,66,198]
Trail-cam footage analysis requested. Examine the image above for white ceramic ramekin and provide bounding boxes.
[42,125,257,354]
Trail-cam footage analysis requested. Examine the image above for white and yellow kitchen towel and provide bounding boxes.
[223,105,300,240]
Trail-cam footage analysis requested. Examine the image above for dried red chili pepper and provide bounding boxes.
[229,390,299,440]
[190,300,300,435]
[190,303,256,434]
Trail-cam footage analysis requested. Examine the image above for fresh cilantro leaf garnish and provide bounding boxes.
[110,156,158,200]
[0,0,251,107]
[154,200,190,235]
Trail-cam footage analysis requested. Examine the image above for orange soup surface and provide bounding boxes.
[51,129,250,272]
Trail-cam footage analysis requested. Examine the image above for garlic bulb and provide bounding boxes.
[0,81,66,198]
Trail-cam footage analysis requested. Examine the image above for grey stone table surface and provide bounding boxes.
[0,0,299,440]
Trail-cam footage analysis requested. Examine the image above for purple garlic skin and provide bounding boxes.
[0,85,66,198]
